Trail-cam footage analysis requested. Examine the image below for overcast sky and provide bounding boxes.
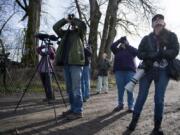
[8,0,180,61]
[44,0,180,47]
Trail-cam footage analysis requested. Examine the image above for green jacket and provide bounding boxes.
[53,18,87,66]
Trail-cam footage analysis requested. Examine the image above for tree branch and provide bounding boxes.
[0,11,17,35]
[15,0,27,12]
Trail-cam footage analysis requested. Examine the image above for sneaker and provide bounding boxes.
[96,92,100,94]
[113,106,124,112]
[127,108,134,113]
[62,110,73,117]
[66,112,83,120]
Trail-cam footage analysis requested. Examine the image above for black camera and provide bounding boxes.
[35,33,58,41]
[68,14,75,20]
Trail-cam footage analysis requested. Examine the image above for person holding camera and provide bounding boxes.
[37,45,56,103]
[111,36,138,112]
[128,14,179,134]
[53,14,86,120]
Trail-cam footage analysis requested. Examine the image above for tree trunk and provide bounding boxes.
[99,0,121,59]
[88,0,101,78]
[21,0,42,66]
[105,0,121,56]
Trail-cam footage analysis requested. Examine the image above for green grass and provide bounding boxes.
[0,74,116,94]
[0,80,66,94]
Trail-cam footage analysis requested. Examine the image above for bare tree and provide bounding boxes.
[65,0,158,74]
[16,0,42,66]
[0,0,20,56]
[88,0,101,75]
[99,0,121,59]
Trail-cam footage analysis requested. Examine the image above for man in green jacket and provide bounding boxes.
[53,14,86,120]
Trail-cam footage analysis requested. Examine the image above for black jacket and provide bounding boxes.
[138,29,179,68]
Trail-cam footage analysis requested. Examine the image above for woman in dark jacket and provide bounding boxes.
[128,14,179,134]
[111,36,138,112]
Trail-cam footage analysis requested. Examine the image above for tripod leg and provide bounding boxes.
[53,103,58,123]
[48,59,67,107]
[14,58,44,112]
[44,56,58,123]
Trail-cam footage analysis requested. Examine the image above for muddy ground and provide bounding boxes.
[0,80,180,135]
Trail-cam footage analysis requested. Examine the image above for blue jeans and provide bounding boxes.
[81,65,90,100]
[133,67,169,122]
[115,71,135,109]
[64,66,83,113]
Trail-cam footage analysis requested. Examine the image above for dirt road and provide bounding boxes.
[0,80,180,135]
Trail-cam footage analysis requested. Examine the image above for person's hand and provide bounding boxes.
[65,15,72,23]
[147,52,159,61]
[65,17,71,23]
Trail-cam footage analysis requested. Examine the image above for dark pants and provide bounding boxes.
[39,72,54,99]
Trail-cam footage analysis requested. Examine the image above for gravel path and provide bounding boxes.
[0,80,180,135]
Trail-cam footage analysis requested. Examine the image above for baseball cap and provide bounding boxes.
[152,14,164,22]
[152,14,165,27]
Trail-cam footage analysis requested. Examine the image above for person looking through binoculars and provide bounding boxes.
[127,14,179,134]
[53,14,86,120]
[111,36,138,113]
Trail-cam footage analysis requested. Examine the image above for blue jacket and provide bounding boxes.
[111,39,138,72]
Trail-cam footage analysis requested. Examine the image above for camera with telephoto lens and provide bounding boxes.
[124,62,146,93]
[68,14,75,20]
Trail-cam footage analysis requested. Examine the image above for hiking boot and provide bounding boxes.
[96,92,100,94]
[113,105,124,112]
[62,110,73,117]
[66,112,83,120]
[152,128,164,135]
[128,117,139,131]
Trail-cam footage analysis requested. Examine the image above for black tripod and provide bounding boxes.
[14,34,67,131]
